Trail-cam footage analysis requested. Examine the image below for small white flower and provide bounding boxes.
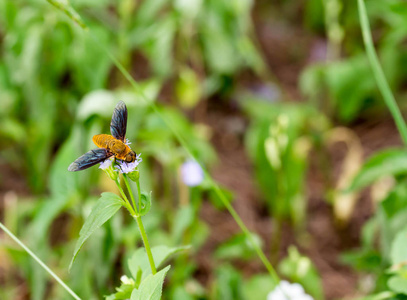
[115,154,142,174]
[120,275,134,285]
[125,138,131,145]
[181,160,204,187]
[99,158,113,170]
[267,281,313,300]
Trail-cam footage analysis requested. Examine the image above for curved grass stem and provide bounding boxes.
[0,222,82,300]
[208,181,280,285]
[357,0,407,145]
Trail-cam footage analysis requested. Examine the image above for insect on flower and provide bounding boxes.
[68,101,138,172]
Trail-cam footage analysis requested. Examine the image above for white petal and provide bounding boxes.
[267,290,287,300]
[288,283,304,296]
[279,281,291,292]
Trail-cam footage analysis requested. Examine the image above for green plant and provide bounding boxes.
[344,149,407,295]
[242,96,329,260]
[66,101,190,299]
[278,246,323,300]
[337,1,407,297]
[47,0,280,285]
[301,0,407,124]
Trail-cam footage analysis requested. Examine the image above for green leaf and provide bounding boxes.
[325,56,374,122]
[131,266,171,300]
[174,0,202,18]
[69,192,123,270]
[388,275,407,294]
[49,125,82,197]
[133,0,168,23]
[77,90,116,121]
[349,148,407,192]
[215,232,262,261]
[139,192,152,216]
[278,246,323,300]
[172,206,194,243]
[142,16,175,77]
[243,274,274,300]
[129,245,189,280]
[214,264,244,300]
[202,26,237,75]
[104,276,136,300]
[390,229,407,265]
[176,67,202,109]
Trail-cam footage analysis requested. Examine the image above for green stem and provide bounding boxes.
[123,174,138,213]
[323,0,343,61]
[209,181,280,285]
[358,0,407,145]
[0,222,81,300]
[134,215,157,275]
[115,179,136,215]
[134,177,157,275]
[270,218,282,265]
[121,173,157,275]
[46,0,87,29]
[136,177,142,208]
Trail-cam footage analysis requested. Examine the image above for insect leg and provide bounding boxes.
[114,157,125,173]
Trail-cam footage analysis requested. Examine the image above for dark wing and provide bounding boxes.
[68,148,112,172]
[110,101,127,142]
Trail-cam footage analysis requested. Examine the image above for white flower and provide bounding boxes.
[181,160,204,187]
[99,158,118,181]
[267,281,313,300]
[115,154,142,174]
[99,158,113,170]
[125,138,131,145]
[120,275,134,285]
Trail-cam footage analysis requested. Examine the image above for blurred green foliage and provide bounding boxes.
[0,0,260,192]
[0,0,266,298]
[278,246,323,300]
[243,96,329,229]
[343,149,407,296]
[302,0,407,123]
[3,0,407,299]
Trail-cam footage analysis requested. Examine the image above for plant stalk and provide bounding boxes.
[123,174,138,213]
[134,176,157,275]
[358,0,407,145]
[121,173,157,275]
[0,222,81,300]
[134,215,157,275]
[115,179,136,215]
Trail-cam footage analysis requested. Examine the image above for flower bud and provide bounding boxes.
[104,167,118,181]
[128,169,140,182]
